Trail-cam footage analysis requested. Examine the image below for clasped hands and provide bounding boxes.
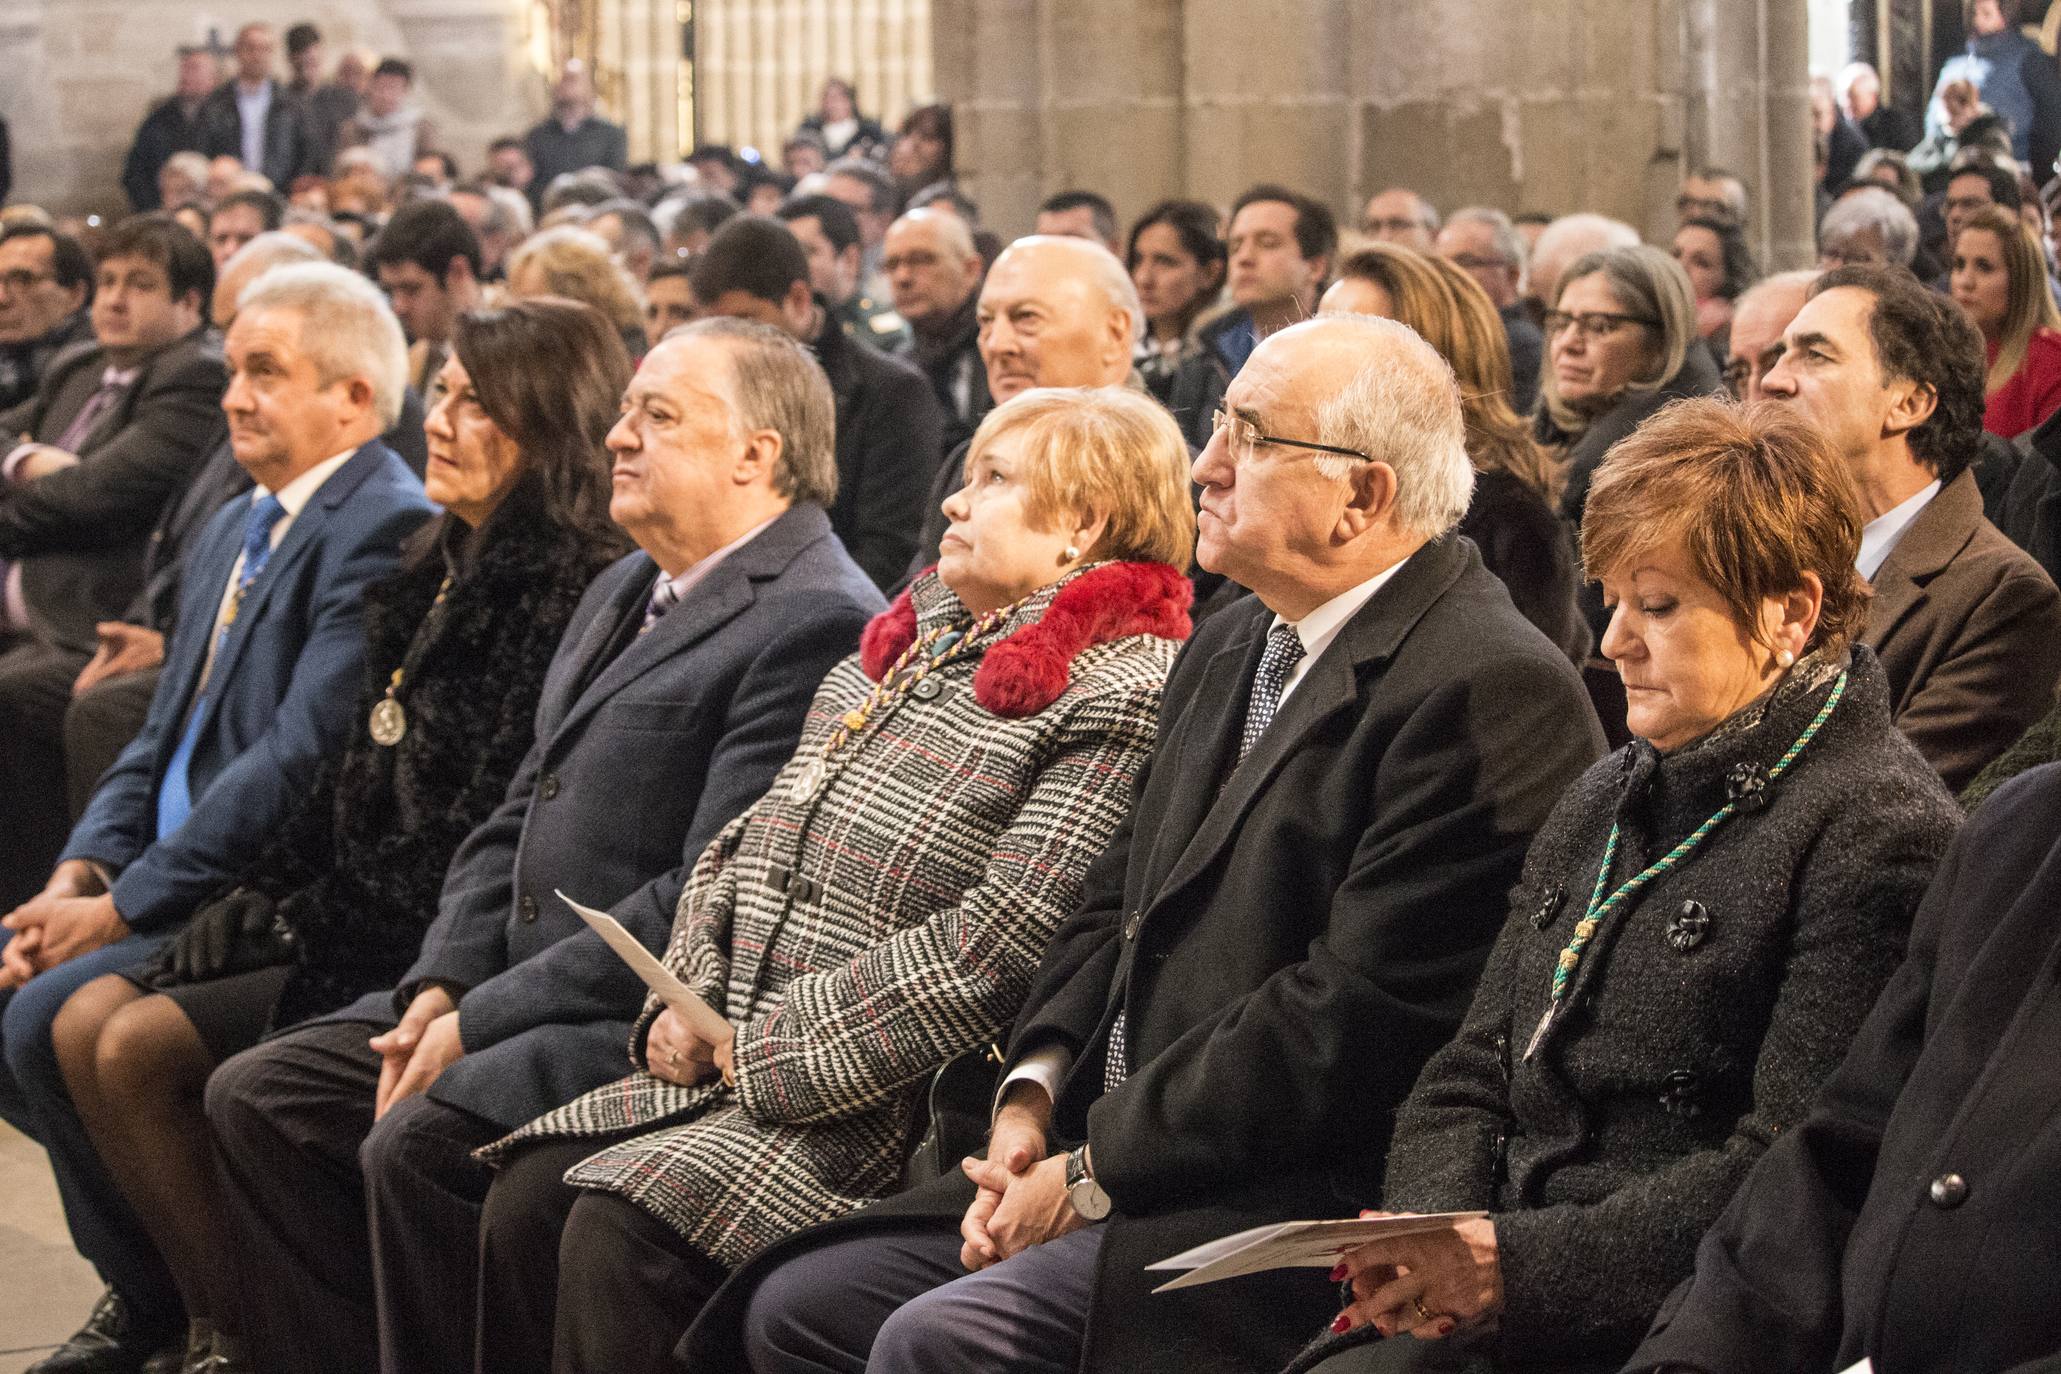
[957,1084,1084,1272]
[644,1006,736,1089]
[1331,1213,1504,1341]
[0,860,129,989]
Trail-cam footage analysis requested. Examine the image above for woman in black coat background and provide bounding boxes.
[1321,244,1588,663]
[1293,400,1961,1374]
[49,297,632,1371]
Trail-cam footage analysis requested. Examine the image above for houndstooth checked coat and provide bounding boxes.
[484,560,1189,1268]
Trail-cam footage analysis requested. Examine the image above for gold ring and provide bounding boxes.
[666,1049,680,1069]
[1412,1296,1435,1323]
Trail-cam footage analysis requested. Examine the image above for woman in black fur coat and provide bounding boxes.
[50,298,632,1372]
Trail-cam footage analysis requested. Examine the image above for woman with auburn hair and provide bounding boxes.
[1286,397,1959,1374]
[49,297,633,1372]
[463,384,1196,1373]
[1322,243,1587,661]
[1948,203,2061,436]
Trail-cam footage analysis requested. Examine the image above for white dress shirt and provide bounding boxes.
[235,79,273,173]
[1856,480,1940,582]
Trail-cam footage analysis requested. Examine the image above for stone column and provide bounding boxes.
[384,0,539,172]
[0,0,54,205]
[931,0,1042,232]
[1182,0,1350,217]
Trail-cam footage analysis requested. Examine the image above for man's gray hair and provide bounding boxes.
[236,262,408,428]
[1302,315,1475,539]
[1448,205,1528,275]
[1819,186,1919,267]
[678,317,839,508]
[1001,235,1145,345]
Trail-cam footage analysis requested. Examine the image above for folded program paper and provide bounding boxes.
[1146,1212,1490,1293]
[556,890,731,1042]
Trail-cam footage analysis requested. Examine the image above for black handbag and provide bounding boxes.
[899,1042,1004,1189]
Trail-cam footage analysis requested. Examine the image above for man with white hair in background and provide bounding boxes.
[1818,186,1920,272]
[1439,205,1545,411]
[883,206,990,448]
[724,312,1603,1374]
[0,261,432,1373]
[1522,211,1640,327]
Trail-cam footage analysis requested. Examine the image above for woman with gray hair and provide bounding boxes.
[1535,244,1723,640]
[1818,186,1920,271]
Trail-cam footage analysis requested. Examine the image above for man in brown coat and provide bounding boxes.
[1761,264,2061,793]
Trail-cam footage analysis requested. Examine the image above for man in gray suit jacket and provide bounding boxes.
[204,318,884,1374]
[0,215,226,913]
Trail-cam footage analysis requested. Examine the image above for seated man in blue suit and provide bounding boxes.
[202,317,885,1374]
[0,260,433,1374]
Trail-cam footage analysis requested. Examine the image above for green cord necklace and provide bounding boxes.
[1523,669,1850,1062]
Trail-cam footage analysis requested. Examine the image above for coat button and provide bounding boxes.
[1123,911,1142,941]
[1725,761,1770,812]
[1660,1068,1703,1117]
[1530,883,1567,931]
[1667,900,1711,952]
[1929,1173,1969,1208]
[519,894,538,923]
[910,677,944,701]
[539,773,560,801]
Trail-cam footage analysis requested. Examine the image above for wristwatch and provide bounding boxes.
[1065,1145,1112,1221]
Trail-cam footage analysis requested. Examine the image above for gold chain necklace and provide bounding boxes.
[788,592,1029,801]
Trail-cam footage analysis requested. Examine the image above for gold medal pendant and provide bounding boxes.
[369,696,407,747]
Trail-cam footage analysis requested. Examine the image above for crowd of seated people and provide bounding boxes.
[8,17,2061,1374]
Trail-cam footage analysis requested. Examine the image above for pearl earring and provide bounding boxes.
[1062,545,1080,563]
[1776,649,1795,668]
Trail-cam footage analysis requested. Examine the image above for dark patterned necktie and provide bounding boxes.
[640,575,679,634]
[1239,623,1306,762]
[1105,622,1308,1092]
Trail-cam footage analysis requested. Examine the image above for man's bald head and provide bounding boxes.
[883,208,983,332]
[1725,269,1817,402]
[977,236,1141,400]
[1527,212,1641,310]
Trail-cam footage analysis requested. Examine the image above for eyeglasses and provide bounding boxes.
[1362,217,1429,237]
[1675,195,1733,220]
[1542,310,1658,342]
[0,269,55,295]
[1446,253,1511,272]
[1210,409,1372,465]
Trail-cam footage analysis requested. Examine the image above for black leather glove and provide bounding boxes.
[159,889,291,984]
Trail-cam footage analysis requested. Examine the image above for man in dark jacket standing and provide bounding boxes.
[121,46,219,211]
[686,214,943,589]
[1626,763,2061,1374]
[202,319,882,1374]
[716,314,1604,1374]
[197,24,318,191]
[0,216,228,914]
[522,60,627,210]
[1166,184,1335,449]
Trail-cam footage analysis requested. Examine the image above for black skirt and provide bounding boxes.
[121,963,295,1064]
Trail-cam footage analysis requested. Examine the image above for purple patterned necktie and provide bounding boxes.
[55,370,131,454]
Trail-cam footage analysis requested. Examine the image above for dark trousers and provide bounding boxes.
[202,1018,501,1374]
[65,666,159,818]
[0,929,178,1329]
[741,1222,1102,1374]
[480,1139,729,1374]
[0,640,87,910]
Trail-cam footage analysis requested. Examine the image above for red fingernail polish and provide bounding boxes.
[1437,1320,1456,1336]
[1328,1262,1348,1282]
[1330,1313,1351,1334]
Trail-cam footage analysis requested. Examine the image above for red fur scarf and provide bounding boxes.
[859,562,1192,718]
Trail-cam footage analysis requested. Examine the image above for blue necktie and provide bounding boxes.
[155,494,287,841]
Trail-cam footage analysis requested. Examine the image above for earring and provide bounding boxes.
[1776,649,1795,668]
[1062,545,1080,564]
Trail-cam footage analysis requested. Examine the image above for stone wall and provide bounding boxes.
[0,0,538,216]
[931,0,1817,269]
